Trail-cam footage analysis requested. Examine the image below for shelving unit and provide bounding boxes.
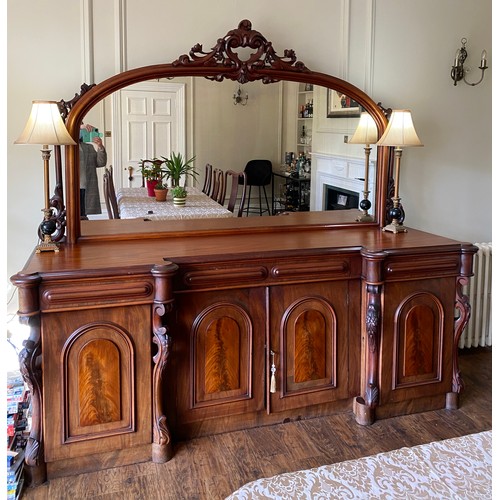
[274,83,314,214]
[7,371,30,499]
[296,83,314,155]
[272,171,311,214]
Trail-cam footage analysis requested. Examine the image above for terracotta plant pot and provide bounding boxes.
[154,188,168,202]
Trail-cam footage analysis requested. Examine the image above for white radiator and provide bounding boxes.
[460,242,492,348]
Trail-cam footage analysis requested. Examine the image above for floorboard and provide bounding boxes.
[20,347,492,500]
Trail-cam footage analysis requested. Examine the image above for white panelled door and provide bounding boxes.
[114,82,185,188]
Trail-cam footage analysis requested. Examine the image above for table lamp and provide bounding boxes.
[377,109,423,233]
[15,101,76,252]
[349,112,379,222]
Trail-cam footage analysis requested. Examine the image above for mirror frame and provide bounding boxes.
[61,19,390,244]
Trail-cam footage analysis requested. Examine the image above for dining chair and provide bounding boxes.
[103,166,120,219]
[223,170,247,217]
[210,168,225,204]
[241,159,272,216]
[202,163,212,195]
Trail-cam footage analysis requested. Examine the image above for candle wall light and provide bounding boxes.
[451,37,488,86]
[233,85,248,105]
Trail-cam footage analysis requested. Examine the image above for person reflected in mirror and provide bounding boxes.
[79,123,107,219]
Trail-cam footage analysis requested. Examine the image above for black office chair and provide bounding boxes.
[241,159,272,216]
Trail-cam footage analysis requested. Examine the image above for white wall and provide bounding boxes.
[6,1,492,310]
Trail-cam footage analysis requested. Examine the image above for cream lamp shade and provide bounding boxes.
[15,100,76,253]
[348,112,379,223]
[377,109,423,234]
[15,100,76,146]
[349,112,379,145]
[377,110,423,148]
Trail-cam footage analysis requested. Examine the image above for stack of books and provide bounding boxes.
[7,449,25,499]
[6,371,30,500]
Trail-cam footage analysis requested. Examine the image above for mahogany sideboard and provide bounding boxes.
[11,224,476,484]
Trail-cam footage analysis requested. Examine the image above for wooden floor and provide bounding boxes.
[21,347,492,500]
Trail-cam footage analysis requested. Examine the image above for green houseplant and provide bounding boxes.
[162,152,198,187]
[139,158,167,197]
[171,185,188,206]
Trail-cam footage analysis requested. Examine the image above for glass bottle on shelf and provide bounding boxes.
[300,125,307,144]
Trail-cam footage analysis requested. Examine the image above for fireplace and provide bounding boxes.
[324,185,359,211]
[311,153,375,214]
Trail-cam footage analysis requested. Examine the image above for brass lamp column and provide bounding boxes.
[349,112,379,222]
[15,101,76,252]
[377,110,423,233]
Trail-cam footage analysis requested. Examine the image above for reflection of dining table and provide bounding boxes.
[117,186,233,220]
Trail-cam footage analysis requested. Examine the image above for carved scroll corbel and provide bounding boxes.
[355,251,385,426]
[364,286,381,407]
[354,283,382,425]
[10,273,46,486]
[447,244,477,409]
[151,262,179,463]
[451,277,470,394]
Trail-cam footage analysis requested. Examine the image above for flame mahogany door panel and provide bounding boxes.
[378,276,456,407]
[42,305,152,464]
[268,280,356,413]
[170,287,266,434]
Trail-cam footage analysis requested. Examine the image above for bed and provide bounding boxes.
[226,431,492,499]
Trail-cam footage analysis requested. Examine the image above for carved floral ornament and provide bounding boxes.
[173,19,310,84]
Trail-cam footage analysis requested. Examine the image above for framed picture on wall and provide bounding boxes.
[327,90,362,118]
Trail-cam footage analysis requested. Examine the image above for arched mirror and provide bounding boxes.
[56,20,391,244]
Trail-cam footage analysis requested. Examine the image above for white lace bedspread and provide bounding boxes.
[226,431,492,499]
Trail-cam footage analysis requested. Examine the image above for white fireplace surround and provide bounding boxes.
[311,153,376,212]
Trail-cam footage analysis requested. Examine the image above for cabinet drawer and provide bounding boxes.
[383,253,461,281]
[40,277,154,311]
[176,254,359,291]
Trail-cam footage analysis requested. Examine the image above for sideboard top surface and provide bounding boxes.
[16,226,468,278]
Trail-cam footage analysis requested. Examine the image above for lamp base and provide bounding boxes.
[36,235,60,253]
[357,192,373,222]
[356,212,374,223]
[382,221,408,234]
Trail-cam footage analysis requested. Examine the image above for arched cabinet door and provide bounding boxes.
[171,287,266,437]
[268,280,355,413]
[42,305,152,463]
[379,277,456,408]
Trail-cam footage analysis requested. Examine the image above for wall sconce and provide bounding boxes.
[349,112,379,222]
[15,101,76,252]
[451,38,488,86]
[233,86,248,106]
[377,110,423,234]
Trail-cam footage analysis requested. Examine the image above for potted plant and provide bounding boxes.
[171,185,188,206]
[162,152,198,187]
[139,158,166,196]
[153,180,169,202]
